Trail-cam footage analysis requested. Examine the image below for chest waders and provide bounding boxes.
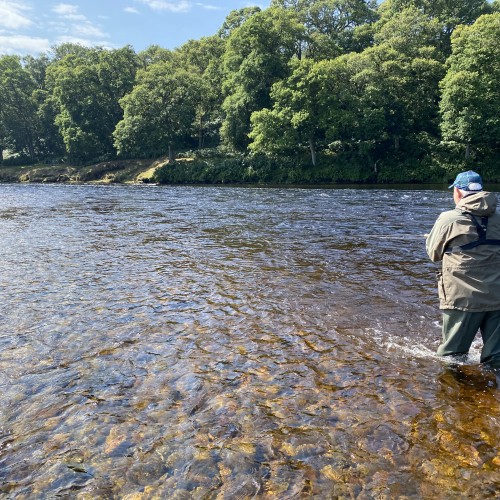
[445,213,500,254]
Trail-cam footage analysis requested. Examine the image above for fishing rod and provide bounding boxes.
[345,234,428,240]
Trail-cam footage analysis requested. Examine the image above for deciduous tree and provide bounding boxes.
[174,37,226,147]
[0,55,41,161]
[440,13,500,158]
[46,46,138,162]
[113,63,205,160]
[221,7,305,150]
[271,0,378,58]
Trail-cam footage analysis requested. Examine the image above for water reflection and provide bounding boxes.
[0,184,499,498]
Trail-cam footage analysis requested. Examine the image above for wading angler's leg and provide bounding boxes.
[437,310,484,361]
[479,310,500,369]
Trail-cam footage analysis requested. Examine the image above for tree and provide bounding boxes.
[221,7,305,150]
[249,59,324,166]
[378,0,491,54]
[49,43,96,61]
[271,0,378,59]
[113,63,205,160]
[174,36,226,148]
[250,6,445,169]
[368,46,444,152]
[33,89,66,160]
[440,13,500,159]
[217,7,262,38]
[249,53,385,167]
[366,7,446,151]
[379,0,490,27]
[46,46,138,162]
[374,5,444,59]
[0,55,41,161]
[23,54,50,90]
[137,45,173,69]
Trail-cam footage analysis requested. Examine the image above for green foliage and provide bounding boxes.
[249,17,445,173]
[221,7,305,150]
[401,0,490,25]
[173,36,226,148]
[374,6,445,59]
[440,14,500,156]
[217,7,262,38]
[137,45,173,68]
[154,150,382,185]
[379,0,491,32]
[114,63,205,158]
[249,59,319,163]
[271,0,378,58]
[379,0,492,55]
[0,1,498,183]
[0,55,41,161]
[46,46,138,162]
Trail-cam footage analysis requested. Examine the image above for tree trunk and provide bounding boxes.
[198,116,203,149]
[394,135,400,151]
[25,129,35,162]
[168,144,175,163]
[465,143,471,159]
[309,136,317,167]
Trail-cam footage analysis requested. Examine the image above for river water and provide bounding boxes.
[0,184,499,498]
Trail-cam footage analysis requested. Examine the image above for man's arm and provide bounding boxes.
[426,214,449,262]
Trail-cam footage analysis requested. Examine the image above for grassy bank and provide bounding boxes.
[1,149,498,186]
[155,150,451,186]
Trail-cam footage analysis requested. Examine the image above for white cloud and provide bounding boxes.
[124,7,140,14]
[46,20,69,32]
[0,1,33,29]
[73,23,108,38]
[49,4,109,41]
[0,34,50,55]
[55,35,114,49]
[52,3,86,21]
[196,3,221,10]
[52,3,77,16]
[135,0,191,13]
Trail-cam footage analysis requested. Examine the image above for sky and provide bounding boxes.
[0,0,271,56]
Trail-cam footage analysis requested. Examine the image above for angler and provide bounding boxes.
[426,170,500,369]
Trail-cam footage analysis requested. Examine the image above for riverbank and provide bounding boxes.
[0,157,169,184]
[0,151,493,186]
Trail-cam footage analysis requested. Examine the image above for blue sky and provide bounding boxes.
[0,0,271,56]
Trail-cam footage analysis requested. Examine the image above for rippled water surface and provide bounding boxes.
[1,184,500,498]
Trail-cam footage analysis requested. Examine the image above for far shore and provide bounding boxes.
[1,156,496,189]
[0,157,168,185]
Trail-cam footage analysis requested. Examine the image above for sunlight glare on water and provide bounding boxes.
[0,184,499,498]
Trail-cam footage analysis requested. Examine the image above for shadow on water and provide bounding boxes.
[0,184,499,497]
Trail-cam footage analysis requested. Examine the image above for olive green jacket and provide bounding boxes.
[426,191,500,311]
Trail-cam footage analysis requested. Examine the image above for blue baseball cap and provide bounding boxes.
[449,170,483,191]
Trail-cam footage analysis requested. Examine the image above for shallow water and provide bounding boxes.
[0,184,499,498]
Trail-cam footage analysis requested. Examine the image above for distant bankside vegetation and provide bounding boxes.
[1,0,499,185]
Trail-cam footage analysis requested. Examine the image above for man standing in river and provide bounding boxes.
[426,170,500,369]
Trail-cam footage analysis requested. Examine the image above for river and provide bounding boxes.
[0,184,499,498]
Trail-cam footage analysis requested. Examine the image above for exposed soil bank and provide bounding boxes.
[0,157,169,184]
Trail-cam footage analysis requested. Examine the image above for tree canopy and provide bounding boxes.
[0,2,498,183]
[440,13,500,158]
